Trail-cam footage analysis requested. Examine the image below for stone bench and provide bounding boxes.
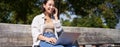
[0,23,120,47]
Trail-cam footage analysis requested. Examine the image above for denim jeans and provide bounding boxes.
[39,32,77,47]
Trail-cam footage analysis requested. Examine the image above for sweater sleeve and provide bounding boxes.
[31,16,43,44]
[53,20,63,32]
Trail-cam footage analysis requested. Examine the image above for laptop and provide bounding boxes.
[54,32,80,45]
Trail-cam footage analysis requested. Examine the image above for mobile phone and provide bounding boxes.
[51,9,56,18]
[53,9,55,14]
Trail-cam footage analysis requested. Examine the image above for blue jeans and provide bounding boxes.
[39,32,77,47]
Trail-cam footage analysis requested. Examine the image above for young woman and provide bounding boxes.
[31,0,77,47]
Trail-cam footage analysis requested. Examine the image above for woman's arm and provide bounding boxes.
[53,7,63,32]
[38,35,57,44]
[31,16,48,41]
[31,16,43,42]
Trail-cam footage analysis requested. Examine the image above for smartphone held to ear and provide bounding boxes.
[53,9,56,14]
[51,10,55,18]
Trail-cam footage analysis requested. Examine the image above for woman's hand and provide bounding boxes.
[45,37,57,44]
[53,7,58,21]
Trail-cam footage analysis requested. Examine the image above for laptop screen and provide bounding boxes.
[54,32,80,45]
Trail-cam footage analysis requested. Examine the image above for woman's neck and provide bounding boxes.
[44,12,52,22]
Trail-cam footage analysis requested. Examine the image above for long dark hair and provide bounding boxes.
[41,0,55,12]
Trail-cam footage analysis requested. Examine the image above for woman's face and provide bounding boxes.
[43,0,55,14]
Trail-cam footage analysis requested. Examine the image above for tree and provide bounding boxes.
[66,0,119,28]
[0,0,120,28]
[0,0,41,24]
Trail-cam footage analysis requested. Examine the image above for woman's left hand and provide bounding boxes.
[53,7,58,21]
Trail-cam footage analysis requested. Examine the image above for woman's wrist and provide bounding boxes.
[54,16,58,21]
[44,36,47,41]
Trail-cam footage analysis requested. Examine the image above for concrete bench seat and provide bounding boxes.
[0,23,120,47]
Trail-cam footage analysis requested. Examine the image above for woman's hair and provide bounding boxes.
[41,0,55,12]
[43,0,49,4]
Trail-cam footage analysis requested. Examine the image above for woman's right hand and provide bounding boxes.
[45,37,57,44]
